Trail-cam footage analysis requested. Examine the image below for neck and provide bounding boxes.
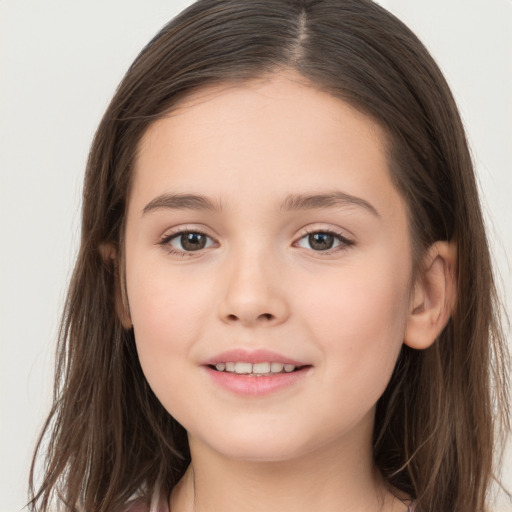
[170,421,404,512]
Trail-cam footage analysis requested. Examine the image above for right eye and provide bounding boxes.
[161,231,216,254]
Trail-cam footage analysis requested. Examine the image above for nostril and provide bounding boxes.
[221,310,281,325]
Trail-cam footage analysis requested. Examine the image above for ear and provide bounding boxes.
[404,241,457,350]
[99,242,132,329]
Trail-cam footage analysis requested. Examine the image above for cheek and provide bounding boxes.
[126,261,210,374]
[127,246,214,329]
[304,253,409,329]
[301,256,410,393]
[127,270,211,414]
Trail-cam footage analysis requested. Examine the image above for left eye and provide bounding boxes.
[296,232,351,251]
[167,232,215,252]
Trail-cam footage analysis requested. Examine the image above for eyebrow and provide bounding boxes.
[142,193,222,214]
[142,191,379,217]
[281,191,380,217]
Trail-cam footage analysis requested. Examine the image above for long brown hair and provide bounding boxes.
[29,1,510,511]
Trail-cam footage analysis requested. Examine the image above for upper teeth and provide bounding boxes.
[215,362,296,374]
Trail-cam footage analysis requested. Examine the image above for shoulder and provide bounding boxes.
[124,499,149,512]
[124,497,170,512]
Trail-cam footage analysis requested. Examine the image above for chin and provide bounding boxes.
[189,422,325,464]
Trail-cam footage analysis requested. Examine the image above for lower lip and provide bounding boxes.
[204,366,311,396]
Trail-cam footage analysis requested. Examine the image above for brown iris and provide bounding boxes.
[308,233,335,251]
[180,232,208,251]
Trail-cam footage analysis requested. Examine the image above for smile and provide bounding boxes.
[203,349,311,394]
[212,362,299,375]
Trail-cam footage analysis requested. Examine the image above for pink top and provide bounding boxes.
[124,496,415,511]
[124,497,169,512]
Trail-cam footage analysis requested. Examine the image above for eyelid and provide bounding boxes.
[156,224,354,256]
[158,225,219,256]
[293,225,355,254]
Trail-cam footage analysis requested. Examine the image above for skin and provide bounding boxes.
[122,70,455,512]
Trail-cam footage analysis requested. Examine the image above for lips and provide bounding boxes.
[202,349,312,395]
[203,348,306,367]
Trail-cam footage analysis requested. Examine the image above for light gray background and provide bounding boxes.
[1,1,510,510]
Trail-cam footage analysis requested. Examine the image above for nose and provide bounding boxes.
[217,247,290,327]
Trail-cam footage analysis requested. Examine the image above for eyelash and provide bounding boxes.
[158,228,355,256]
[159,228,216,257]
[295,228,355,255]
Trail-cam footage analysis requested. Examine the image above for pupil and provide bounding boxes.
[181,233,206,251]
[309,233,334,250]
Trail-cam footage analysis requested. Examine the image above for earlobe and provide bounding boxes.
[98,242,133,329]
[404,241,457,350]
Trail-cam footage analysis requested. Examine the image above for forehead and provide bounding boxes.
[131,71,399,216]
[140,72,388,151]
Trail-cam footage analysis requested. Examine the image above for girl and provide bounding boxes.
[29,1,510,511]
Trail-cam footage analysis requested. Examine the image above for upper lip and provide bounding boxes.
[203,348,308,367]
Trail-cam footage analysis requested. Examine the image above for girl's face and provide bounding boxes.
[124,72,414,463]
